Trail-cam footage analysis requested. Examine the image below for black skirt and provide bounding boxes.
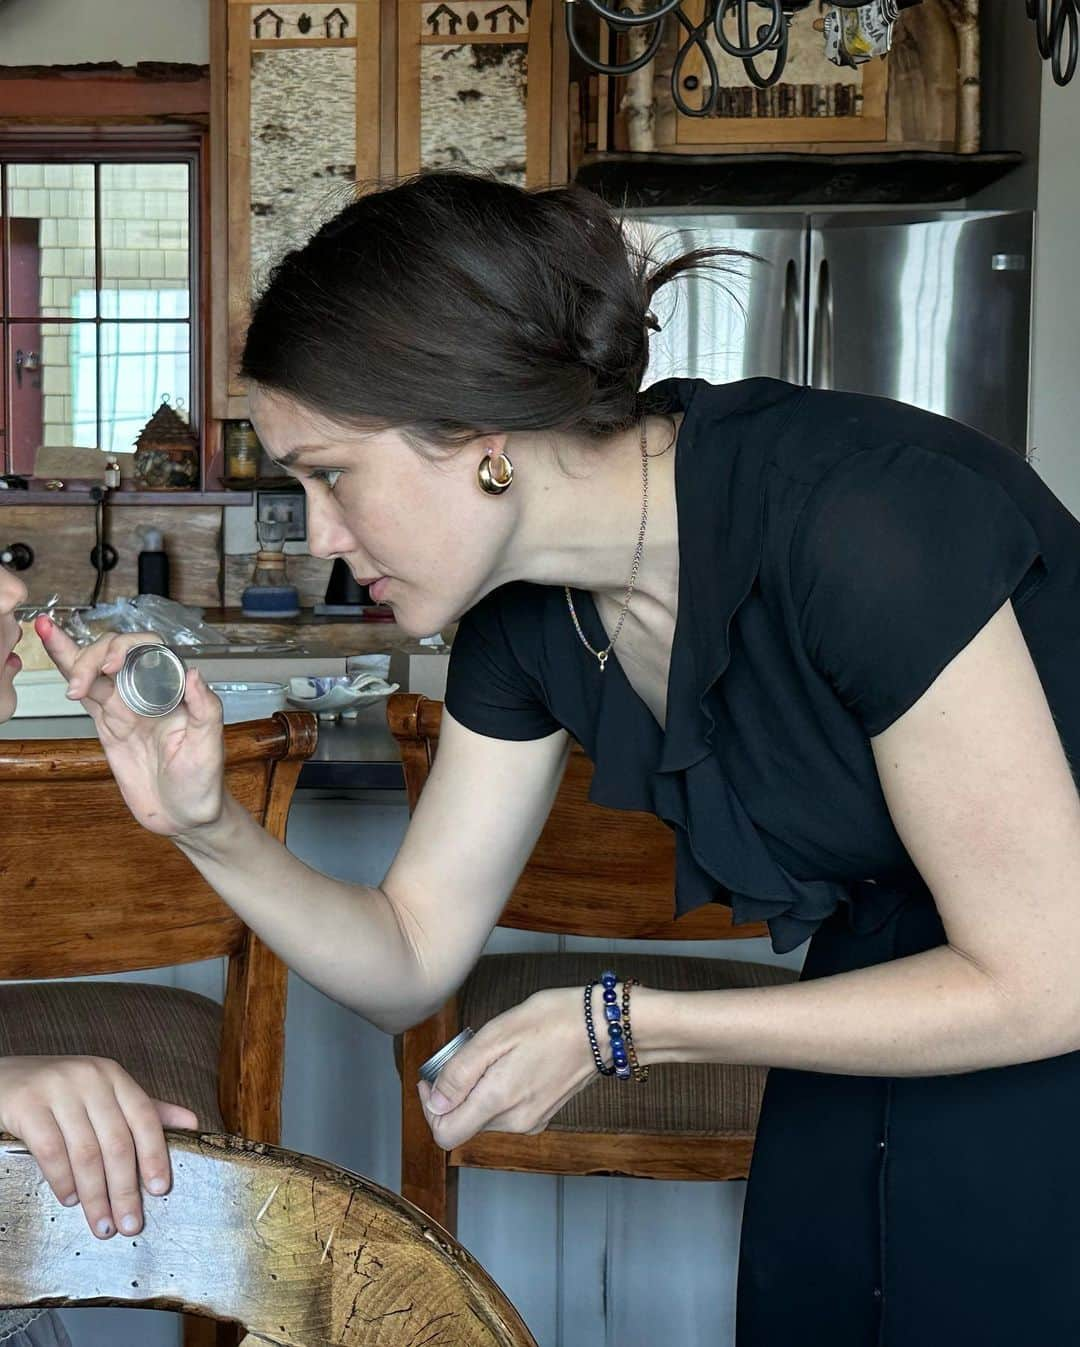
[736,894,1080,1346]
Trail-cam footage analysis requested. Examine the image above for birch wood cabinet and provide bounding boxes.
[210,0,568,418]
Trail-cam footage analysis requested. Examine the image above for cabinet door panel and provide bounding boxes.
[397,0,552,186]
[221,1,381,406]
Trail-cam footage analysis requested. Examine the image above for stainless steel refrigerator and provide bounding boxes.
[633,210,1035,454]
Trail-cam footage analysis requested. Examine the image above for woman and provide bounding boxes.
[40,172,1080,1346]
[0,566,197,1345]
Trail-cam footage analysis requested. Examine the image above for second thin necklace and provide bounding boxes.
[564,419,649,673]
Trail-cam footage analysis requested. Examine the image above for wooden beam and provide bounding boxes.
[0,74,210,121]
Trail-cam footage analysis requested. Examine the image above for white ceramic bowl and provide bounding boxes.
[208,680,287,724]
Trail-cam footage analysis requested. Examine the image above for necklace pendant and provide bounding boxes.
[597,650,609,673]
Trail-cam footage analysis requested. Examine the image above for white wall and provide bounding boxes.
[1029,63,1080,512]
[0,0,208,66]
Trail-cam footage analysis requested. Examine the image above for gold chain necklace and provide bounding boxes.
[564,419,649,673]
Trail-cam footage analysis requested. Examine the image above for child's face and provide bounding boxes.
[0,566,27,723]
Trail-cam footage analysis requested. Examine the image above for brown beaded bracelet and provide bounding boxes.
[620,977,650,1083]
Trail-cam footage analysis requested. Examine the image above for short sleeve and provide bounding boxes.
[791,443,1045,737]
[444,586,563,740]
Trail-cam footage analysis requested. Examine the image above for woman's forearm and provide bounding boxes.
[174,793,440,1032]
[633,943,1075,1077]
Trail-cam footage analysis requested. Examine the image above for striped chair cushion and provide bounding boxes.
[0,981,224,1131]
[458,952,799,1136]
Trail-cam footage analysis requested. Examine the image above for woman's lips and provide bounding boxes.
[4,652,21,672]
[368,577,390,602]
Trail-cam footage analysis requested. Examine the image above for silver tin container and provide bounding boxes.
[418,1027,475,1085]
[115,643,187,717]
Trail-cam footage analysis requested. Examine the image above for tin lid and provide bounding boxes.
[116,644,187,717]
[418,1028,475,1085]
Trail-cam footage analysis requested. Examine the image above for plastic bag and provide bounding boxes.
[62,597,247,650]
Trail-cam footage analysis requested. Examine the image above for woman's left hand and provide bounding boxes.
[418,987,598,1150]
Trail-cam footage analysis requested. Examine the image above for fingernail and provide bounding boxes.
[120,1214,140,1234]
[147,1177,167,1195]
[428,1089,451,1115]
[96,1218,114,1237]
[61,1193,79,1207]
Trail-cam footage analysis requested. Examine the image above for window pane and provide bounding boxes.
[99,321,191,456]
[6,164,96,320]
[8,322,98,472]
[99,163,190,320]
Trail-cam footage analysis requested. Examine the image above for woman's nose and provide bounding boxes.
[307,494,357,560]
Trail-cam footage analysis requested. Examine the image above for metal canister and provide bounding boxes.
[115,643,187,717]
[418,1028,475,1085]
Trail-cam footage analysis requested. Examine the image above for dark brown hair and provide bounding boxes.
[241,171,742,445]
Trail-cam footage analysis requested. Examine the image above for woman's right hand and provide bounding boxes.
[0,1055,198,1238]
[36,618,226,837]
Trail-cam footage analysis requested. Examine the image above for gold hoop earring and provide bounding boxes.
[477,451,514,495]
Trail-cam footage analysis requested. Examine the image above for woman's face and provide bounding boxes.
[248,389,518,637]
[0,565,27,723]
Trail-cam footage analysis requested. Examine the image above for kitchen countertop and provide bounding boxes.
[203,608,410,657]
[0,712,405,791]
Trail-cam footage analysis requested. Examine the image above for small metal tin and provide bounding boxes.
[418,1028,475,1085]
[115,643,187,717]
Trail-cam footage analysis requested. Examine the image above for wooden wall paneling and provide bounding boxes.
[210,0,234,421]
[525,0,553,186]
[0,75,210,123]
[396,0,422,177]
[356,0,383,186]
[225,1,253,406]
[548,0,571,185]
[0,504,223,607]
[380,0,400,176]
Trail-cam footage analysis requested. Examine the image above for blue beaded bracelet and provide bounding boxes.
[584,970,632,1080]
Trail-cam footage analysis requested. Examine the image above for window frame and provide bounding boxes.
[0,127,203,483]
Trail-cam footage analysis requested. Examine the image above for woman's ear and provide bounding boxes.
[473,432,509,459]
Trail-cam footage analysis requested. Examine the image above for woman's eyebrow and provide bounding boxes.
[272,444,327,467]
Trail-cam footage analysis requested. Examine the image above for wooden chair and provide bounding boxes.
[0,1128,535,1346]
[388,694,800,1233]
[0,711,317,1347]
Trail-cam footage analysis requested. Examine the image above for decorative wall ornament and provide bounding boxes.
[422,0,530,37]
[250,3,355,41]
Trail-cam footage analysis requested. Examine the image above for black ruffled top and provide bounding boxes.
[445,378,1079,953]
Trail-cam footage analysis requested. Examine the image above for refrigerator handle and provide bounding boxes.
[811,256,834,391]
[781,258,801,383]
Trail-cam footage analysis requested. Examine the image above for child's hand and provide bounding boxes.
[0,1055,197,1238]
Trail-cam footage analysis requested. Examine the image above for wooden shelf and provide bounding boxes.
[0,489,252,506]
[574,151,1026,208]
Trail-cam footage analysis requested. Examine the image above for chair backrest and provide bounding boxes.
[0,711,317,1139]
[388,694,767,941]
[0,1129,536,1347]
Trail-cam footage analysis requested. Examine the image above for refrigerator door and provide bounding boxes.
[625,213,807,386]
[808,211,1034,452]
